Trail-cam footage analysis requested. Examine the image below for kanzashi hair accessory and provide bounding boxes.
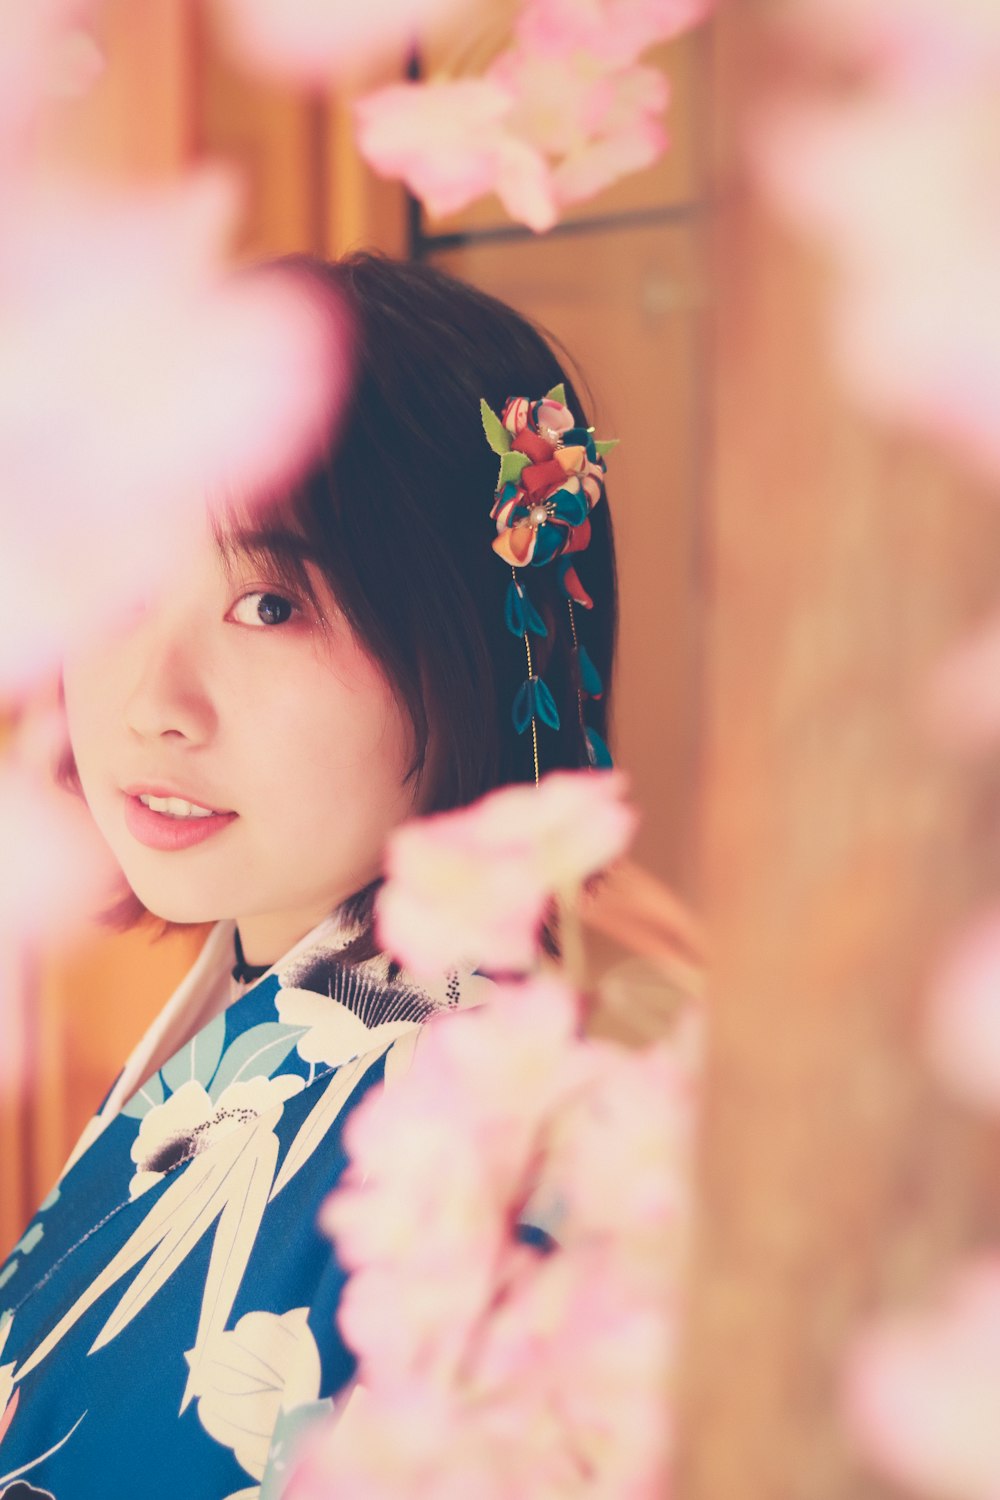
[480,382,618,784]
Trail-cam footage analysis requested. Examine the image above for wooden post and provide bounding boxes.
[675,7,1000,1498]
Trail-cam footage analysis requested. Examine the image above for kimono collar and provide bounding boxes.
[231,926,272,986]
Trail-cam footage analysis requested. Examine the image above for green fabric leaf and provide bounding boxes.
[480,398,512,454]
[594,438,619,457]
[499,450,531,485]
[545,382,567,406]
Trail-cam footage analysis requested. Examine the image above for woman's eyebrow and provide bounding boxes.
[226,527,320,564]
[216,525,321,583]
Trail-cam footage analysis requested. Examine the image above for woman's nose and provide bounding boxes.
[120,605,217,747]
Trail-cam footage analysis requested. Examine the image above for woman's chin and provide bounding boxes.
[124,883,227,927]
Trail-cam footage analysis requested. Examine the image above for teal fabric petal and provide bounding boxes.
[512,679,534,734]
[534,676,561,731]
[585,726,614,768]
[522,588,548,638]
[505,579,526,638]
[577,644,603,698]
[529,522,564,567]
[551,489,589,527]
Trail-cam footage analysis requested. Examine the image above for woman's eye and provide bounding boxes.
[229,591,300,628]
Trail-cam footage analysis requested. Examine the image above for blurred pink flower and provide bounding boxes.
[354,78,557,230]
[0,0,98,166]
[548,1011,702,1282]
[354,0,715,231]
[923,907,1000,1112]
[324,977,587,1380]
[0,167,346,690]
[752,6,1000,481]
[843,1258,1000,1500]
[0,761,115,949]
[214,0,477,84]
[374,768,638,975]
[516,0,715,70]
[487,48,668,209]
[922,611,1000,754]
[293,974,698,1498]
[777,0,1000,73]
[46,20,104,99]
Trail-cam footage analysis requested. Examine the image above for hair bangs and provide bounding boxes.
[208,490,332,636]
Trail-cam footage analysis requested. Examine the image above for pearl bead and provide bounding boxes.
[529,504,549,525]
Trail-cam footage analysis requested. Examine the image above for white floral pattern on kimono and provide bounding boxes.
[0,910,496,1498]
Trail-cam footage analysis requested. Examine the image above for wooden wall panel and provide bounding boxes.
[435,218,709,900]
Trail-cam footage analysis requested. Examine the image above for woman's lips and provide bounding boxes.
[123,793,238,851]
[121,781,233,813]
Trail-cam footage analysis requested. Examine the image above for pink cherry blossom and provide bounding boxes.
[374,768,638,975]
[515,0,716,71]
[324,978,589,1381]
[922,611,1000,754]
[0,167,346,690]
[922,907,1000,1113]
[0,757,107,1076]
[487,48,668,209]
[751,5,1000,482]
[843,1258,1000,1500]
[292,974,699,1497]
[353,0,715,231]
[776,0,1000,74]
[213,0,478,84]
[548,1012,702,1280]
[354,78,557,231]
[0,761,115,950]
[46,20,103,99]
[0,0,98,168]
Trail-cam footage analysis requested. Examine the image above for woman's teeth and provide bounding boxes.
[138,794,217,819]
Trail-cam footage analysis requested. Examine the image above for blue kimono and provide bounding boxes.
[0,914,496,1497]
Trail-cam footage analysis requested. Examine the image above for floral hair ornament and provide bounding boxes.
[480,383,618,783]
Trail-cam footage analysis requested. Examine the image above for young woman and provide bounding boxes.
[0,250,618,1498]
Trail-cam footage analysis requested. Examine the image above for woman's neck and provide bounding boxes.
[232,902,338,969]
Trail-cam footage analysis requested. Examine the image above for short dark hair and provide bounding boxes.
[57,250,619,966]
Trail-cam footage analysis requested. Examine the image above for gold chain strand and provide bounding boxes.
[566,597,588,750]
[512,564,540,786]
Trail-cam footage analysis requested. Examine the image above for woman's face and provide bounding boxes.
[61,512,419,963]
